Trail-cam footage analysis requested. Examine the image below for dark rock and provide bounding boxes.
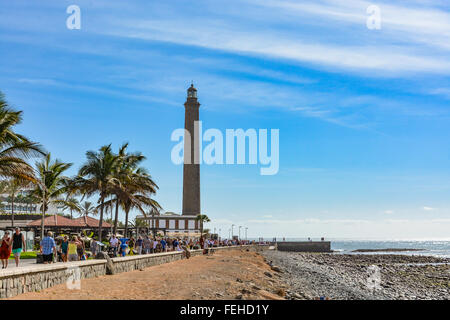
[271,265,282,272]
[96,252,115,275]
[264,271,273,278]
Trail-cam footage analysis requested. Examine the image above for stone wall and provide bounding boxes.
[277,241,331,252]
[0,245,265,299]
[0,260,106,299]
[111,251,187,274]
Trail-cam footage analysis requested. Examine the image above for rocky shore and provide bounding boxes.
[262,250,450,300]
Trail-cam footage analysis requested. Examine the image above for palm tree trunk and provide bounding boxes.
[98,195,105,243]
[11,193,15,228]
[40,201,46,240]
[113,197,119,235]
[124,208,130,238]
[201,220,203,240]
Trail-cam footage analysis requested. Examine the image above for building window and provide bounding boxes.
[179,220,185,229]
[169,220,175,229]
[188,220,195,229]
[159,219,166,228]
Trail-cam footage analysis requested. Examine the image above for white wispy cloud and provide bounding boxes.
[94,0,450,75]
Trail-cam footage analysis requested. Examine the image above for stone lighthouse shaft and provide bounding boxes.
[182,84,201,216]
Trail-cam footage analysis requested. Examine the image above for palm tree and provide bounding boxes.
[129,216,149,237]
[4,178,30,227]
[122,168,161,237]
[62,196,81,219]
[75,145,120,242]
[60,178,81,219]
[109,143,161,237]
[31,153,73,239]
[195,214,210,240]
[79,201,97,222]
[0,92,45,181]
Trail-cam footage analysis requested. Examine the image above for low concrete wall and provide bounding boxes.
[277,241,331,252]
[0,244,266,299]
[0,260,106,299]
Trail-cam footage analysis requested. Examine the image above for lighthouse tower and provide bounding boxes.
[182,84,201,216]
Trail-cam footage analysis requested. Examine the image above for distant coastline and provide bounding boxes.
[351,248,424,253]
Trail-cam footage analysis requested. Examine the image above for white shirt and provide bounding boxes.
[110,238,118,247]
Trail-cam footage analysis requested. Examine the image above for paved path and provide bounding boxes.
[2,259,37,269]
[1,259,76,273]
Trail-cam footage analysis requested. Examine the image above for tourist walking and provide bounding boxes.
[68,236,79,262]
[160,238,167,252]
[40,231,57,264]
[128,237,135,255]
[90,239,98,258]
[109,234,118,257]
[142,235,151,254]
[0,231,12,269]
[119,238,128,257]
[136,236,143,255]
[11,227,26,267]
[76,236,85,260]
[61,236,69,262]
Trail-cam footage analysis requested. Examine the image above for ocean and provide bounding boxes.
[278,239,450,258]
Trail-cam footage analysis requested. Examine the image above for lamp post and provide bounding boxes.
[238,226,242,241]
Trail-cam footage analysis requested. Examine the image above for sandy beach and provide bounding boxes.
[9,248,287,300]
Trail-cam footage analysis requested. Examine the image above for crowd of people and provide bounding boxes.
[104,234,252,257]
[0,227,26,269]
[0,229,256,268]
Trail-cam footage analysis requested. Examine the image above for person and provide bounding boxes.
[11,227,26,267]
[173,238,179,251]
[135,236,143,255]
[40,231,57,264]
[152,238,158,253]
[176,240,183,251]
[109,235,118,257]
[119,238,128,257]
[76,236,85,260]
[160,238,167,252]
[142,236,151,254]
[0,231,12,269]
[90,239,98,258]
[67,236,79,262]
[202,237,209,254]
[128,237,135,255]
[61,236,69,262]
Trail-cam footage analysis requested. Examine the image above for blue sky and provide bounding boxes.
[0,0,449,239]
